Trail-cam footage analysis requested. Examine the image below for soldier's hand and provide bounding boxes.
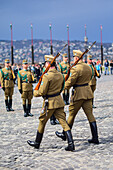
[19,89,22,94]
[2,87,5,91]
[98,75,101,78]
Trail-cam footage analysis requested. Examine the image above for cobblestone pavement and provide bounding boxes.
[0,75,113,170]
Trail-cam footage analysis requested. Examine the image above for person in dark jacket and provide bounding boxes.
[104,59,109,75]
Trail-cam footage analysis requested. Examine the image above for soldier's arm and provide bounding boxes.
[0,69,4,88]
[31,73,37,83]
[34,74,49,97]
[65,68,78,90]
[12,70,16,79]
[17,71,22,90]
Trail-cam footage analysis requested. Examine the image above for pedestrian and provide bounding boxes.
[110,60,113,75]
[104,59,109,75]
[27,55,75,151]
[56,50,99,145]
[96,60,101,75]
[18,59,34,117]
[35,64,41,82]
[0,59,15,111]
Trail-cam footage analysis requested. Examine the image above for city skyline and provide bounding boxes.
[0,0,113,43]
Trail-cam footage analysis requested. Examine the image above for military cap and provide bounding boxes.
[87,55,92,60]
[23,59,28,64]
[62,53,68,58]
[44,55,55,62]
[73,50,82,58]
[5,59,10,63]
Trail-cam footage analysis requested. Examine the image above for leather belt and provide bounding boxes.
[43,92,60,98]
[73,83,88,88]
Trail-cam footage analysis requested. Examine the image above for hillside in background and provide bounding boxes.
[0,39,113,64]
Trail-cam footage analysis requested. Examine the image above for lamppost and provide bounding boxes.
[67,24,70,65]
[31,24,34,64]
[84,24,88,63]
[100,25,103,65]
[49,23,53,55]
[10,23,14,65]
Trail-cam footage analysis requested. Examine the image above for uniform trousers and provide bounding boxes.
[67,99,96,127]
[21,91,33,105]
[5,87,14,100]
[38,107,70,133]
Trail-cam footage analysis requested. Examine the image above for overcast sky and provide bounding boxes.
[0,0,113,43]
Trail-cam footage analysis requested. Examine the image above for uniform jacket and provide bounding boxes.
[89,64,96,86]
[34,68,65,109]
[18,69,34,92]
[0,67,15,88]
[65,60,93,102]
[59,61,70,77]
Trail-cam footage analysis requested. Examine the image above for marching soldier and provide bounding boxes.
[56,50,99,144]
[59,53,70,105]
[27,55,75,151]
[87,55,100,108]
[0,59,15,111]
[43,62,59,125]
[18,59,34,117]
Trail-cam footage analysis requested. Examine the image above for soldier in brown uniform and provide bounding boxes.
[87,55,100,108]
[56,50,99,144]
[0,59,15,111]
[59,53,70,105]
[27,55,75,151]
[18,59,34,117]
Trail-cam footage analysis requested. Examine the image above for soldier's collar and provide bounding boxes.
[24,69,27,71]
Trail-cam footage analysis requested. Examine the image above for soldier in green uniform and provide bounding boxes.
[0,59,15,111]
[87,55,99,108]
[56,50,99,144]
[59,53,70,105]
[18,59,34,117]
[27,55,75,151]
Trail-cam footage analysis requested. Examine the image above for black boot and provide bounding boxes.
[5,100,10,112]
[23,105,28,117]
[55,130,66,141]
[9,99,14,111]
[88,121,99,144]
[66,93,69,105]
[50,114,58,125]
[27,131,43,149]
[65,130,75,151]
[27,104,33,117]
[55,124,72,141]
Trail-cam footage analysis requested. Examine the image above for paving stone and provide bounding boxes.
[0,75,113,169]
